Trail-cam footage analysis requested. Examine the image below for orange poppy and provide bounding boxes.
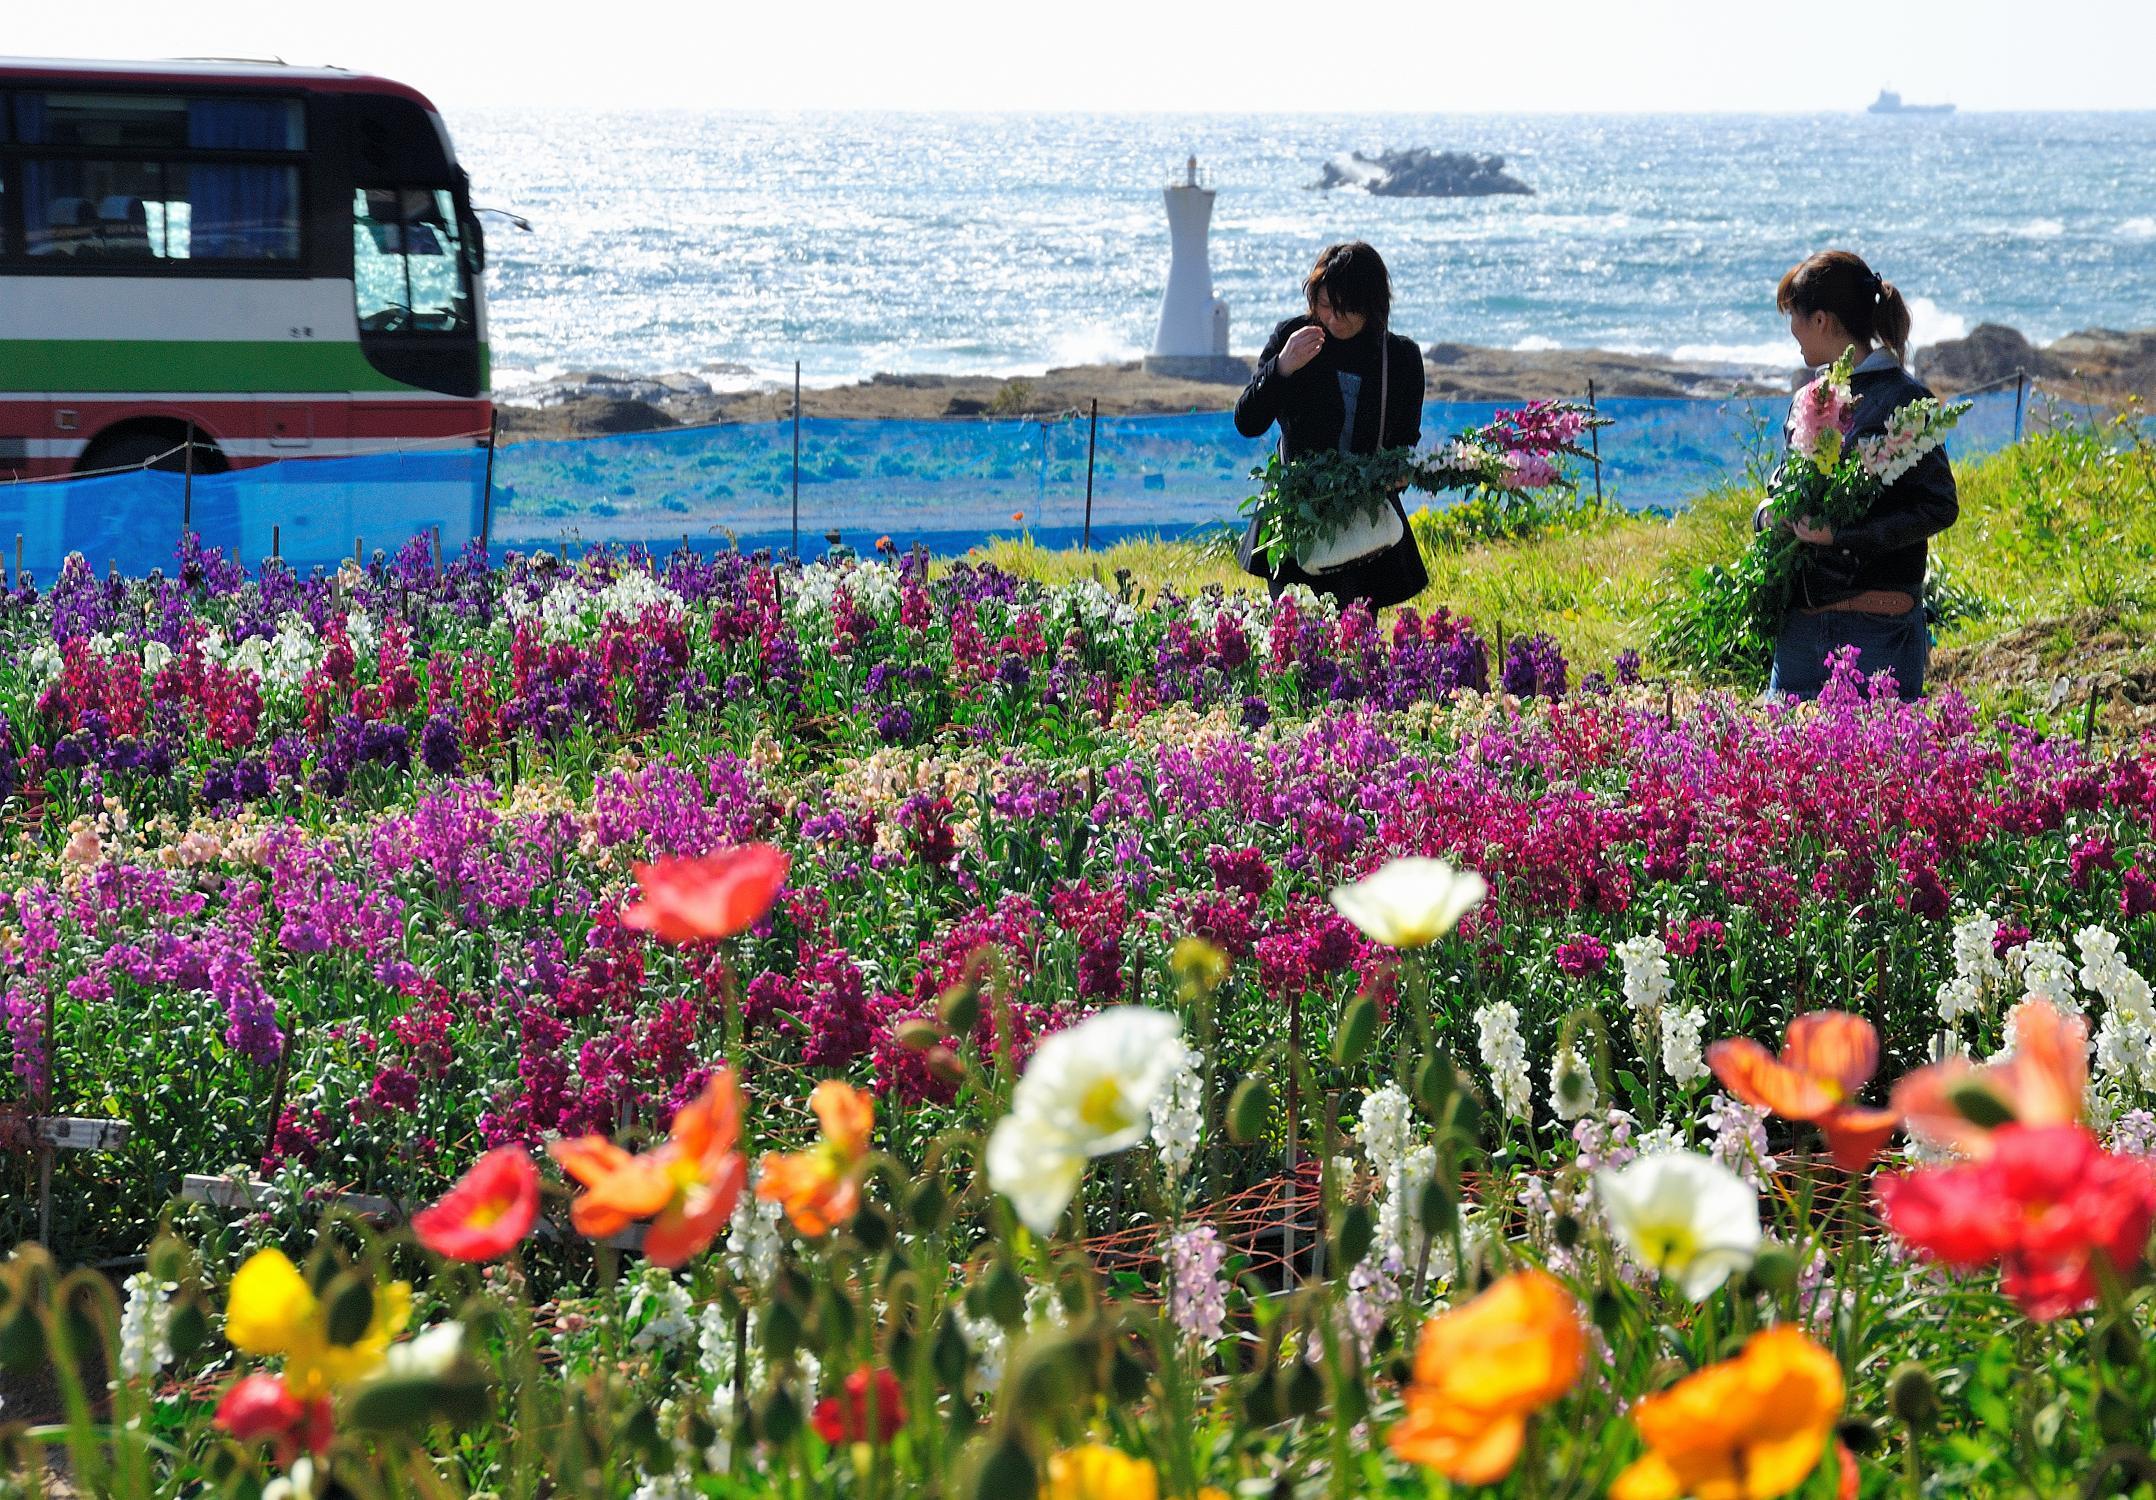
[549,1069,747,1267]
[1387,1269,1584,1484]
[1891,998,2086,1158]
[1706,1010,1899,1169]
[621,845,789,945]
[1610,1326,1844,1500]
[757,1080,874,1236]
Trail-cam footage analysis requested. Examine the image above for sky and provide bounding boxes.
[8,0,2155,113]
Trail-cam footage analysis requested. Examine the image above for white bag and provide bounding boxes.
[1295,502,1405,574]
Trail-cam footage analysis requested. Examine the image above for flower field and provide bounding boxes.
[6,456,2156,1496]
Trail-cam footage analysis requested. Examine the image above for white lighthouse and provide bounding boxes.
[1144,155,1239,382]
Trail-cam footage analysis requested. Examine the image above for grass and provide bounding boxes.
[975,412,2156,694]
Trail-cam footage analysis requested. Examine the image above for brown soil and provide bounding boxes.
[1931,606,2156,739]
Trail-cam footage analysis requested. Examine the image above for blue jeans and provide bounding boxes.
[1768,602,1929,700]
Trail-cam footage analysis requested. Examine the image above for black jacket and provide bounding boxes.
[1234,315,1429,609]
[1760,363,1960,608]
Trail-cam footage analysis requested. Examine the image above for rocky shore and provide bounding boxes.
[492,326,2154,443]
[494,344,1798,441]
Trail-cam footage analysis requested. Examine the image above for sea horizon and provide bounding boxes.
[449,107,2156,394]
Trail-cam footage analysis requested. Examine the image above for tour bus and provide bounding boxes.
[0,57,492,487]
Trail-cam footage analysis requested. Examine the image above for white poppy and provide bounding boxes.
[1328,858,1488,949]
[1596,1150,1761,1300]
[382,1320,465,1379]
[987,1007,1186,1235]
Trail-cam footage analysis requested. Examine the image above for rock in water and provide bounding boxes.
[1311,149,1533,198]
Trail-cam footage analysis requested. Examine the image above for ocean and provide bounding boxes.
[447,109,2156,393]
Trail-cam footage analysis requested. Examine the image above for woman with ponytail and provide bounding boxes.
[1759,249,1959,698]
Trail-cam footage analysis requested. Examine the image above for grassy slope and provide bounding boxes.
[977,417,2156,715]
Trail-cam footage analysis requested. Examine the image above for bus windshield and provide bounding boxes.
[353,186,472,335]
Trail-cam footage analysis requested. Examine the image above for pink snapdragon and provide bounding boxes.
[1789,369,1856,465]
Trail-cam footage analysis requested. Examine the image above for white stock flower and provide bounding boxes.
[1475,1001,1531,1121]
[987,1007,1186,1234]
[627,1270,695,1352]
[1661,1005,1709,1087]
[1614,936,1673,1014]
[1357,1084,1415,1176]
[382,1320,465,1379]
[116,1273,176,1381]
[1550,1043,1598,1122]
[141,640,173,677]
[1596,1150,1761,1300]
[1328,858,1487,949]
[1149,1047,1205,1185]
[725,1174,784,1291]
[1937,910,2006,1026]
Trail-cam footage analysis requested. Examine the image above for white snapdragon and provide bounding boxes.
[344,606,378,653]
[1475,1000,1532,1121]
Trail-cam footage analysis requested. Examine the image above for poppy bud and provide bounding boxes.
[938,981,982,1036]
[925,1045,968,1088]
[758,1385,802,1446]
[1228,1076,1272,1144]
[1281,1356,1324,1420]
[1748,1243,1800,1296]
[895,1018,944,1053]
[982,1261,1027,1330]
[324,1274,375,1347]
[1332,994,1378,1066]
[1836,1417,1883,1455]
[1887,1363,1940,1430]
[971,1430,1037,1500]
[1332,1202,1374,1270]
[1413,1053,1453,1116]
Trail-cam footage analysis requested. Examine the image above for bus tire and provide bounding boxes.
[76,423,226,478]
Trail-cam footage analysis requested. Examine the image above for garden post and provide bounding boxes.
[1587,379,1603,511]
[183,420,195,534]
[2013,368,2028,443]
[481,409,498,554]
[1083,398,1098,550]
[792,361,802,559]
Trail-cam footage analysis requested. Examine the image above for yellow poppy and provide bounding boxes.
[1045,1444,1159,1500]
[224,1249,412,1401]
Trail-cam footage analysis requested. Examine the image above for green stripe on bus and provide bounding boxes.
[0,340,486,395]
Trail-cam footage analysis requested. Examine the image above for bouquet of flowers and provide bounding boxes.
[1655,352,1970,680]
[1240,401,1607,578]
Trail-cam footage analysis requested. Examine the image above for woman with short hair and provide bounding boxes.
[1233,241,1429,610]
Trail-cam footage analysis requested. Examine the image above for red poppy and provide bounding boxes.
[621,845,790,945]
[1706,1010,1899,1169]
[812,1366,906,1446]
[213,1372,334,1462]
[410,1145,541,1261]
[1875,1123,2156,1321]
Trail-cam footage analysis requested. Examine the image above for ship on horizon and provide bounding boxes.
[1868,88,1955,115]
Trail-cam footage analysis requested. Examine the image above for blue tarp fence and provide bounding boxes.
[0,383,2092,579]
